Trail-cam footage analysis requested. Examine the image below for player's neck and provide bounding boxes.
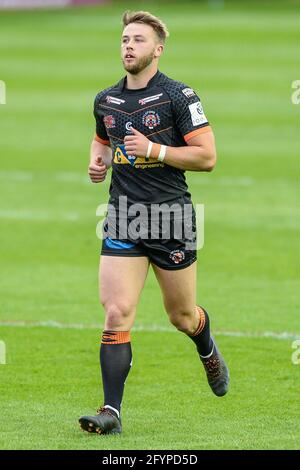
[126,65,158,90]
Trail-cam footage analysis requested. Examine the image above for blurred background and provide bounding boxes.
[0,0,299,450]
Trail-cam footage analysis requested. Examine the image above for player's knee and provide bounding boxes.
[168,309,196,335]
[102,301,134,329]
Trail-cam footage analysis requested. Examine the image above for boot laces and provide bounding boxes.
[203,356,221,378]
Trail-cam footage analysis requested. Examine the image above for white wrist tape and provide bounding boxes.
[145,141,153,161]
[158,145,167,162]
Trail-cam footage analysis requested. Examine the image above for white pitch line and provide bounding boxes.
[1,170,298,191]
[0,320,298,340]
[0,171,33,182]
[0,170,256,187]
[1,170,298,190]
[0,209,80,222]
[0,170,89,185]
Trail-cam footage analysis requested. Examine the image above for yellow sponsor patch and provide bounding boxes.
[114,145,164,168]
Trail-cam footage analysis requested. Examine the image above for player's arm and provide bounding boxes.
[155,129,216,171]
[124,85,217,172]
[90,92,113,183]
[88,138,112,183]
[124,127,216,172]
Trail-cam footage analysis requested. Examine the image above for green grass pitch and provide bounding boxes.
[0,0,299,450]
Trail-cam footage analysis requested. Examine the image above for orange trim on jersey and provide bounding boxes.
[184,125,212,143]
[146,126,173,138]
[108,126,173,143]
[101,331,131,345]
[191,306,206,337]
[94,134,110,145]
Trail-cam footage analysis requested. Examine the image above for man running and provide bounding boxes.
[79,10,229,436]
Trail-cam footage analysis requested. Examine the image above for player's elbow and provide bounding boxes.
[205,156,216,172]
[199,151,217,172]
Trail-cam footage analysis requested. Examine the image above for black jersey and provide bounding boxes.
[93,70,211,208]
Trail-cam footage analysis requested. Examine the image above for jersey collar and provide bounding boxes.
[117,70,162,92]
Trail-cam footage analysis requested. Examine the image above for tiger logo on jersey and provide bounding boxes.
[142,110,160,130]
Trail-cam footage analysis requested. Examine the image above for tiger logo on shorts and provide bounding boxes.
[169,250,185,264]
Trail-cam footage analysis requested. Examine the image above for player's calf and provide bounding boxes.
[186,306,229,396]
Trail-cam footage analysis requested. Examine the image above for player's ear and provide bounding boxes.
[154,44,164,59]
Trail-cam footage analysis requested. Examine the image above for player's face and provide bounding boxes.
[121,23,163,75]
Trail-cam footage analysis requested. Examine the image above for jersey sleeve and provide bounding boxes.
[93,93,110,145]
[172,84,212,143]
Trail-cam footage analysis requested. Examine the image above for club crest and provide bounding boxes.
[142,110,160,130]
[169,250,185,264]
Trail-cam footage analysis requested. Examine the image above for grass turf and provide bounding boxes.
[0,327,299,450]
[0,0,300,450]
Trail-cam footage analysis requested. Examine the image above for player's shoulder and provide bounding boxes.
[94,82,120,104]
[158,73,200,102]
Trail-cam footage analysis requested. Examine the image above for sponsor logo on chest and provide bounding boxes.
[106,96,125,105]
[125,121,133,133]
[139,93,163,105]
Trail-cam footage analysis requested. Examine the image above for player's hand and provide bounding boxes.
[88,156,107,183]
[124,127,149,157]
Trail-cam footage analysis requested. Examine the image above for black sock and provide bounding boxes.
[100,331,132,416]
[188,306,214,357]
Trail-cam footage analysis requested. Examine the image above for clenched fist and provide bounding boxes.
[124,127,149,157]
[88,156,107,183]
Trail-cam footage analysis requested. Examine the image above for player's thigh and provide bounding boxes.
[99,255,149,311]
[152,261,197,314]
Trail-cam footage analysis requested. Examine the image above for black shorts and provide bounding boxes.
[100,212,197,271]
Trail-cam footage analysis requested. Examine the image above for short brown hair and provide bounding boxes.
[122,10,169,44]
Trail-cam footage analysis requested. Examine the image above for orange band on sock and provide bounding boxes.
[191,306,206,337]
[101,331,131,345]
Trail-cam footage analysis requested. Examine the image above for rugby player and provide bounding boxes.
[79,10,229,436]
